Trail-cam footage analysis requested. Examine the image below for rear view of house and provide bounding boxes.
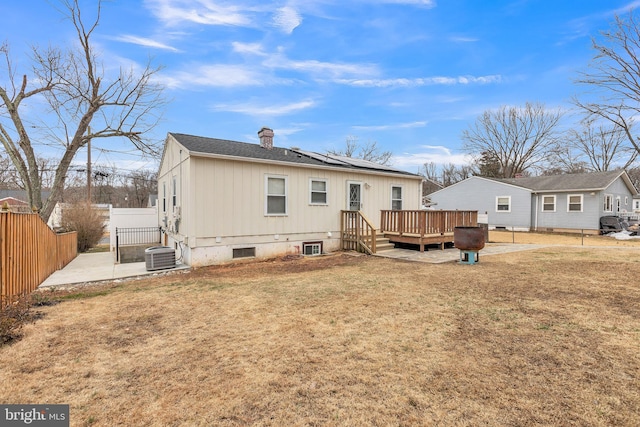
[157,128,423,266]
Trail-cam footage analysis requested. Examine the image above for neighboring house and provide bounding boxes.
[0,189,52,211]
[157,128,423,266]
[429,170,638,233]
[421,177,443,207]
[0,196,32,213]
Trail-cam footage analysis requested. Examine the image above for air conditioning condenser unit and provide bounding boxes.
[145,246,176,271]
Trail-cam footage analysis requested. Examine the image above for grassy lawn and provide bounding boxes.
[2,247,640,426]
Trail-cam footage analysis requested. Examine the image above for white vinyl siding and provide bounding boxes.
[266,175,287,215]
[567,194,583,212]
[391,186,403,210]
[188,155,422,242]
[496,196,511,212]
[309,179,328,205]
[542,195,556,212]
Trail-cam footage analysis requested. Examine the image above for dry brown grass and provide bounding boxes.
[1,248,640,426]
[490,229,640,247]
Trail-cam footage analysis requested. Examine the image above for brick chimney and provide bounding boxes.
[258,127,274,150]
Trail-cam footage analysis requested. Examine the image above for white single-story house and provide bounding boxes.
[429,170,638,233]
[157,128,423,266]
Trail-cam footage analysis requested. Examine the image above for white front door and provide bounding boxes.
[347,182,362,211]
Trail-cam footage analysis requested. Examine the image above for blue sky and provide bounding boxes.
[2,0,639,175]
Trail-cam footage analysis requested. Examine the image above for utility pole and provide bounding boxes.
[87,128,91,203]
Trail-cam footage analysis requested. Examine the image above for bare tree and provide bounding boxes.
[568,120,636,171]
[421,161,439,182]
[462,102,562,178]
[128,169,158,208]
[0,154,20,189]
[627,165,640,190]
[0,0,165,221]
[329,135,393,165]
[574,10,640,158]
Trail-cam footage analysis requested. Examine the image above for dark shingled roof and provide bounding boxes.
[169,132,419,177]
[496,170,633,192]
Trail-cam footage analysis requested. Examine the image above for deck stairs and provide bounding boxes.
[375,233,395,252]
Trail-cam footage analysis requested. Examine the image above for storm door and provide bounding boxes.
[348,182,363,211]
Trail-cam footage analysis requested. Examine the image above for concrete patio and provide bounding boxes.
[39,251,190,288]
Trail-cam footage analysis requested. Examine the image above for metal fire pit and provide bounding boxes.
[454,226,485,265]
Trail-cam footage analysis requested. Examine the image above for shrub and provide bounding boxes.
[0,295,33,346]
[60,202,106,252]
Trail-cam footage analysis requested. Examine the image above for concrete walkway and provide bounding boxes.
[39,251,190,288]
[39,243,544,289]
[374,242,547,263]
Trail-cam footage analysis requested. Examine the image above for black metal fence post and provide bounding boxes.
[116,227,120,262]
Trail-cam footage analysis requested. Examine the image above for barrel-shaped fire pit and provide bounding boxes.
[454,226,485,264]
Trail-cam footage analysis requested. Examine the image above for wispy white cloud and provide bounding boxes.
[145,0,303,35]
[273,6,302,34]
[352,121,427,131]
[157,64,284,89]
[450,35,478,43]
[264,54,379,78]
[112,34,180,52]
[613,1,640,15]
[377,0,436,7]
[336,75,502,87]
[145,0,251,27]
[212,99,317,116]
[232,41,267,56]
[392,145,472,168]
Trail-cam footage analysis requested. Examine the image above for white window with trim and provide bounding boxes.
[541,195,556,212]
[172,176,177,208]
[616,197,621,212]
[603,194,613,212]
[265,175,287,215]
[391,185,403,210]
[309,179,328,205]
[162,181,167,213]
[567,194,583,212]
[635,199,640,210]
[303,242,322,256]
[496,196,511,212]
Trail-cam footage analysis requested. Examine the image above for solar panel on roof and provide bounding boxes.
[292,149,349,166]
[325,154,406,173]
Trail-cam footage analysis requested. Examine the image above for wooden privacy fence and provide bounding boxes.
[0,211,77,307]
[340,210,377,254]
[380,210,478,251]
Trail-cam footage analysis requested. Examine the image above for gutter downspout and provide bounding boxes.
[534,192,539,231]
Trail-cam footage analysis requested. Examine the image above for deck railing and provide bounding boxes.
[340,210,377,254]
[380,210,478,236]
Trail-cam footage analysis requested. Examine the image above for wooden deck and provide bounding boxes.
[341,210,478,254]
[380,210,478,251]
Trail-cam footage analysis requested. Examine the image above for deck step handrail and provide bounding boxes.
[340,210,377,254]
